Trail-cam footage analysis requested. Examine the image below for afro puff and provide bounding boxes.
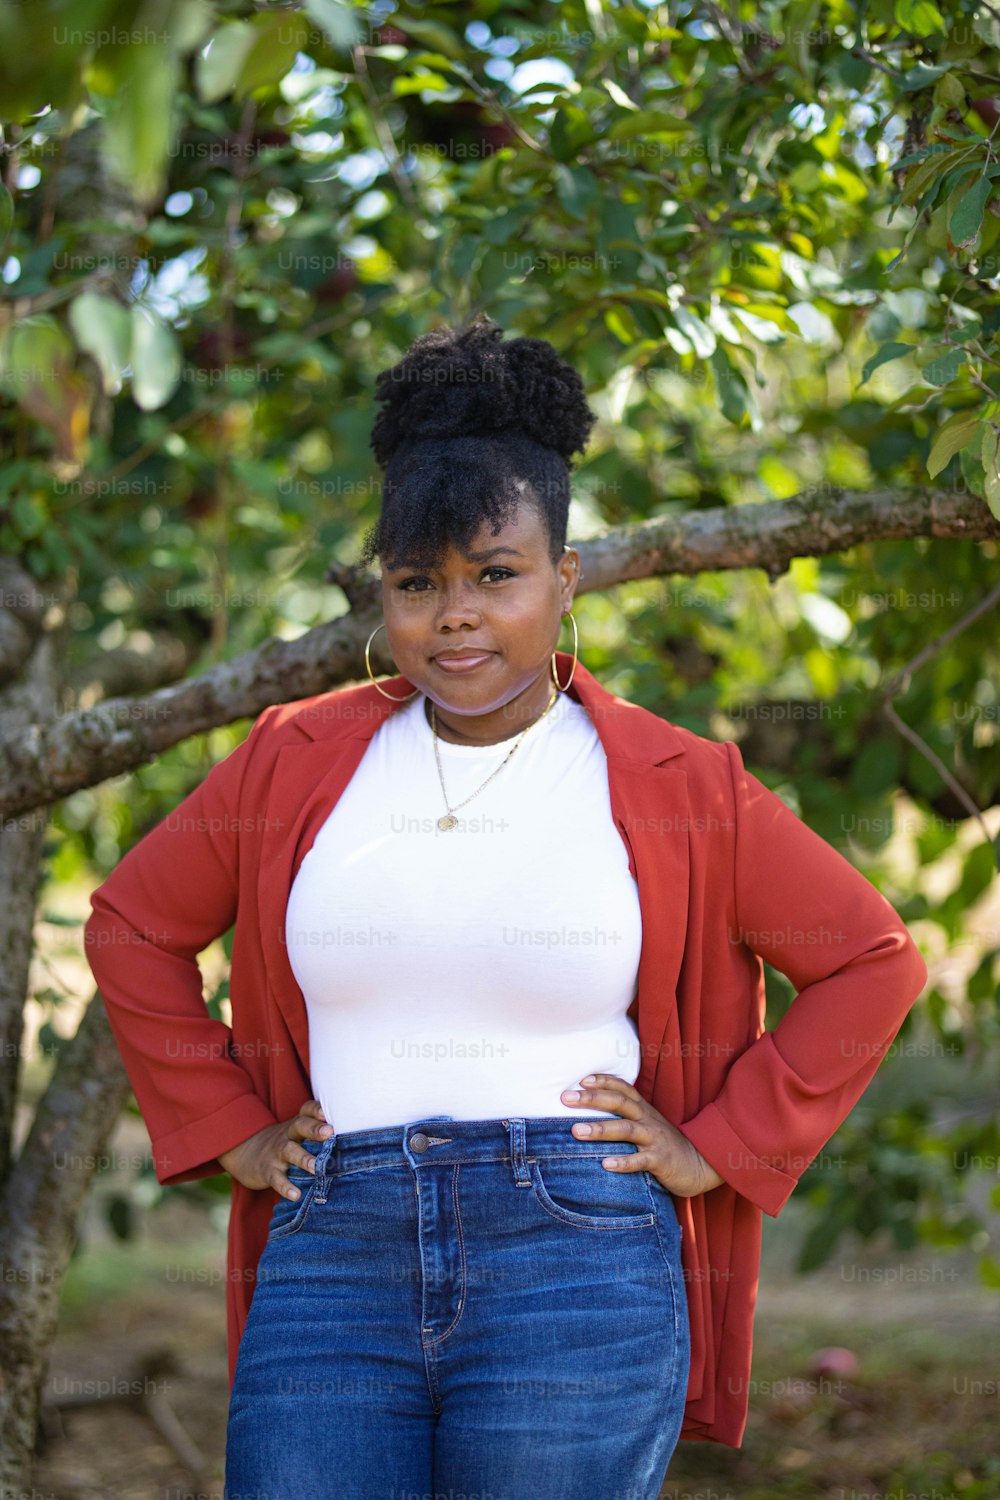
[359,314,596,573]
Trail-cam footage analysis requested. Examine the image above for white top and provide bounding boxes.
[284,687,644,1134]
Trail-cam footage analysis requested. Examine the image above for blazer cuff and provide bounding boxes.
[676,1101,798,1217]
[150,1093,282,1186]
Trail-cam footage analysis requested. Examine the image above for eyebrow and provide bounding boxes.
[464,546,525,562]
[391,546,526,570]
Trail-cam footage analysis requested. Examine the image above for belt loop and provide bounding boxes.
[507,1117,531,1187]
[313,1133,336,1204]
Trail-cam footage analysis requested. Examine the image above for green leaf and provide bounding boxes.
[895,0,947,34]
[959,846,995,900]
[672,305,716,358]
[12,493,45,538]
[68,293,132,397]
[729,306,787,344]
[390,74,454,97]
[959,442,988,500]
[603,78,639,110]
[607,110,684,142]
[948,175,993,248]
[604,306,640,344]
[553,164,598,221]
[897,61,951,90]
[93,42,181,206]
[934,71,967,110]
[926,410,982,477]
[549,106,599,161]
[919,346,967,387]
[129,307,181,412]
[899,146,969,209]
[850,739,902,799]
[859,340,913,385]
[710,345,751,424]
[392,17,466,60]
[235,13,307,99]
[980,423,1000,519]
[303,0,361,50]
[195,23,255,104]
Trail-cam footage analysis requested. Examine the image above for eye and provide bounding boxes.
[397,566,516,591]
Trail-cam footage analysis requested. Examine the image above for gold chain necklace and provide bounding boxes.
[429,688,559,831]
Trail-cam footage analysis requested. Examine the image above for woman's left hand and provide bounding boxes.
[561,1073,726,1197]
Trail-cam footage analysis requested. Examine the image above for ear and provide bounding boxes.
[560,543,582,606]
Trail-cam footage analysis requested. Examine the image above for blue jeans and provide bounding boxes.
[225,1115,690,1500]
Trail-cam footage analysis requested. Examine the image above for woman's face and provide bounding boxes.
[380,503,580,728]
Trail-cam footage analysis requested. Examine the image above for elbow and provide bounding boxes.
[83,886,124,979]
[901,923,927,986]
[890,922,927,1004]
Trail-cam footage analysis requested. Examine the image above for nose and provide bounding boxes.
[434,579,483,632]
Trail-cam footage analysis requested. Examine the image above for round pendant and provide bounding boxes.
[437,813,459,831]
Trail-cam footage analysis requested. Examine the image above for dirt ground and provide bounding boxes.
[28,1167,1000,1500]
[25,854,1000,1498]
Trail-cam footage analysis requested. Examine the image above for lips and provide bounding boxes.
[432,650,495,672]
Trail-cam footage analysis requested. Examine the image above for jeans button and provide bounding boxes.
[410,1132,429,1152]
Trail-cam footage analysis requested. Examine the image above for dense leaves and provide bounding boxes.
[0,0,997,1279]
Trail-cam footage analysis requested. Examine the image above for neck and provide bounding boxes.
[425,679,559,746]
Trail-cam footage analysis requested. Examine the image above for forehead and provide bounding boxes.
[384,506,547,570]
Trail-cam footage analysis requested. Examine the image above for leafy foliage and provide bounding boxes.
[1,0,997,1279]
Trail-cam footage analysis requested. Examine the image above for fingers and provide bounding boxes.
[560,1075,652,1169]
[274,1133,319,1197]
[561,1075,643,1122]
[270,1101,333,1197]
[293,1099,334,1146]
[579,1073,643,1102]
[298,1098,333,1133]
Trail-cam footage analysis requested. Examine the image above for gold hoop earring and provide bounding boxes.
[365,623,420,700]
[551,610,579,691]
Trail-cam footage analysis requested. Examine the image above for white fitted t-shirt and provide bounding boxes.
[284,687,643,1134]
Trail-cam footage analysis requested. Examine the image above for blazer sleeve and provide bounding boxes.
[84,705,283,1187]
[676,739,928,1218]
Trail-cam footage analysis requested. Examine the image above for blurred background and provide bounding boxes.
[1,0,999,1495]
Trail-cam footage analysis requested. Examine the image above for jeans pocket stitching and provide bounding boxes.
[529,1159,656,1230]
[266,1176,318,1242]
[643,1172,686,1277]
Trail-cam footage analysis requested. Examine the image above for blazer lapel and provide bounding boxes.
[607,761,690,1110]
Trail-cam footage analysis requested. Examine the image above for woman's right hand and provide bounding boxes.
[217,1098,333,1198]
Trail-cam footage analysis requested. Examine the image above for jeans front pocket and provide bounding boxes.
[266,1161,319,1243]
[528,1151,656,1230]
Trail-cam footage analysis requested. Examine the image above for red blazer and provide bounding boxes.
[84,652,927,1448]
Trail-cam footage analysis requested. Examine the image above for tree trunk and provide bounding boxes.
[0,998,131,1491]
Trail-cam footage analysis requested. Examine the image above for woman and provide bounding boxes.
[84,316,927,1497]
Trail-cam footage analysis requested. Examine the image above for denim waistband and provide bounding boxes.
[298,1114,640,1194]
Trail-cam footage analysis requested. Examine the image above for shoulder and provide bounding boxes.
[244,679,389,753]
[593,686,740,782]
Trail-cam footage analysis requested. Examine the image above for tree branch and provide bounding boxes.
[0,488,997,817]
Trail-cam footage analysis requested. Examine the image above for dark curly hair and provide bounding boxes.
[359,313,596,573]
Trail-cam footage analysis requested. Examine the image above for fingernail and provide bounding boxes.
[289,1187,300,1199]
[319,1125,334,1136]
[575,1123,592,1135]
[562,1090,580,1101]
[580,1074,597,1084]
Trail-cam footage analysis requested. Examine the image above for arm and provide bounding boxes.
[676,740,928,1217]
[84,707,283,1186]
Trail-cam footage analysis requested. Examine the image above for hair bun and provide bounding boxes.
[370,314,596,468]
